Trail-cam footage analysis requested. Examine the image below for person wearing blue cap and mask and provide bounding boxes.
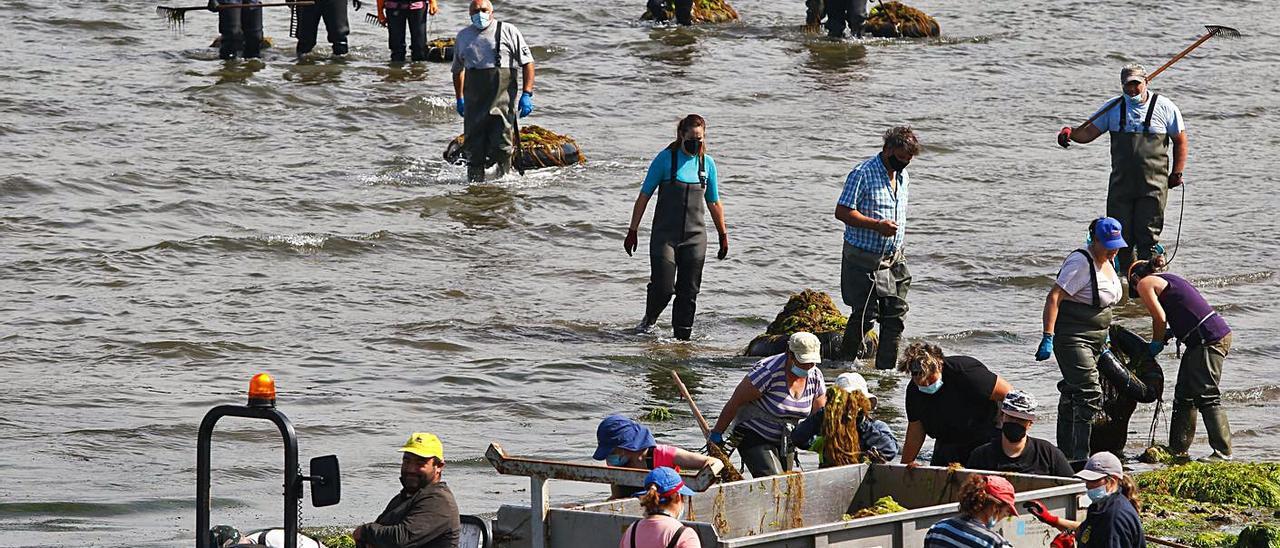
[1024,451,1145,548]
[1037,217,1127,462]
[620,467,699,548]
[594,415,723,499]
[898,342,1011,467]
[451,0,535,182]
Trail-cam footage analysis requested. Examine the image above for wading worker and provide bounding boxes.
[1024,452,1146,548]
[825,0,868,40]
[377,0,439,63]
[1057,64,1187,277]
[1036,217,1126,462]
[208,0,263,60]
[835,126,918,369]
[619,467,699,548]
[966,391,1073,477]
[592,414,723,499]
[790,372,899,465]
[899,342,1011,466]
[1129,260,1234,461]
[352,432,460,548]
[923,475,1019,548]
[646,0,694,26]
[624,114,728,340]
[452,0,535,183]
[295,0,350,57]
[709,332,826,478]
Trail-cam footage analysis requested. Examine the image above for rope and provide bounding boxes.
[1162,182,1187,267]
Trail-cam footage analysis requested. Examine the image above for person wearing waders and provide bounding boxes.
[825,0,868,39]
[1128,260,1234,461]
[295,0,350,56]
[623,114,729,340]
[1036,217,1126,463]
[451,0,535,183]
[834,126,918,368]
[1056,64,1188,279]
[646,0,694,25]
[376,0,439,63]
[208,0,264,60]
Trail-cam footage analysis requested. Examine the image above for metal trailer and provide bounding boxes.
[488,444,1086,548]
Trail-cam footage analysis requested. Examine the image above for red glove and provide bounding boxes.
[1057,127,1073,148]
[1168,171,1184,189]
[624,229,638,257]
[1022,500,1061,527]
[1051,531,1076,548]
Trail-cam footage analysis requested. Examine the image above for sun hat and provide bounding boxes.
[1001,390,1038,421]
[835,372,877,407]
[788,332,822,365]
[983,475,1020,516]
[593,415,656,460]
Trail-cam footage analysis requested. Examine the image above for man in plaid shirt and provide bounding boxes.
[834,126,919,369]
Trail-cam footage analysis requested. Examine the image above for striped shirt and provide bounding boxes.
[837,153,909,253]
[738,354,825,442]
[924,516,1013,548]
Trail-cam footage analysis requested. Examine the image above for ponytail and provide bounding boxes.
[1117,474,1141,512]
[637,484,662,513]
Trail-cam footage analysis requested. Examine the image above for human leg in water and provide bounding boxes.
[646,0,669,22]
[320,0,350,55]
[1106,193,1139,278]
[825,0,852,38]
[1167,402,1196,456]
[216,0,245,59]
[239,2,263,59]
[294,2,322,56]
[847,0,868,38]
[672,0,694,25]
[873,261,910,370]
[406,7,427,61]
[804,0,825,28]
[1179,336,1233,458]
[670,238,706,340]
[1131,194,1166,264]
[490,113,515,179]
[387,7,409,62]
[642,238,677,332]
[839,246,875,360]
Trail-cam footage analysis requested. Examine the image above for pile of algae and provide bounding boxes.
[302,527,354,548]
[1138,461,1280,547]
[760,289,848,336]
[863,1,939,38]
[845,495,907,520]
[641,0,739,24]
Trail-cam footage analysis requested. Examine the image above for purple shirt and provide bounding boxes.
[1157,273,1230,346]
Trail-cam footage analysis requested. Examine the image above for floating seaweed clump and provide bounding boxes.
[848,496,907,519]
[640,406,674,422]
[641,0,739,24]
[863,1,939,38]
[443,125,586,171]
[744,289,876,359]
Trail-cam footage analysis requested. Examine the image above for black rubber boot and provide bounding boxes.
[332,41,349,56]
[1200,405,1233,459]
[1168,404,1197,457]
[673,326,692,341]
[1071,420,1093,462]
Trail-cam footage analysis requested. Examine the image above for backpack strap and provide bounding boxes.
[629,521,639,548]
[1056,249,1099,308]
[1142,93,1160,135]
[665,525,690,548]
[493,21,502,67]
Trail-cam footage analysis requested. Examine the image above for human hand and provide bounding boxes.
[1050,531,1076,548]
[717,232,728,260]
[1168,171,1184,189]
[1022,500,1061,527]
[518,91,534,118]
[427,0,438,15]
[1149,340,1165,357]
[1057,127,1073,148]
[874,219,898,237]
[1035,333,1054,361]
[708,431,725,448]
[455,97,464,117]
[624,229,638,257]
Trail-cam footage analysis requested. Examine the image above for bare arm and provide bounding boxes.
[810,391,827,416]
[707,201,727,236]
[1042,285,1067,335]
[521,62,535,94]
[452,70,464,100]
[990,376,1012,402]
[672,447,724,474]
[1071,122,1103,144]
[1138,277,1168,342]
[900,421,925,464]
[711,377,763,433]
[628,192,651,232]
[835,205,895,235]
[1171,131,1188,175]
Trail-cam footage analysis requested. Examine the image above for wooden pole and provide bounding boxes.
[669,370,744,482]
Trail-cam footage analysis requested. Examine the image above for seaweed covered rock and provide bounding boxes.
[1139,462,1280,547]
[743,289,876,360]
[443,125,587,172]
[425,37,454,62]
[641,0,740,24]
[862,1,939,38]
[1236,525,1280,548]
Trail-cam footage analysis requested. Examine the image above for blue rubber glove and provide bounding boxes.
[1149,340,1166,357]
[518,91,534,118]
[708,431,725,447]
[1035,333,1054,361]
[455,97,464,117]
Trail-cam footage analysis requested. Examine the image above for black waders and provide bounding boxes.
[386,4,428,62]
[825,0,868,38]
[295,0,350,56]
[1106,94,1170,276]
[839,244,910,369]
[216,0,263,59]
[647,0,694,25]
[462,22,518,182]
[1053,250,1111,462]
[643,143,708,340]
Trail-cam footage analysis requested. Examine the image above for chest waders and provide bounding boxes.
[1106,94,1170,276]
[215,0,264,59]
[463,22,518,182]
[1053,249,1113,461]
[1156,275,1235,458]
[294,0,350,56]
[643,144,708,340]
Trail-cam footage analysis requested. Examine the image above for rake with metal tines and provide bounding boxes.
[156,2,314,30]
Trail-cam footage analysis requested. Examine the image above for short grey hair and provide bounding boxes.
[882,126,920,156]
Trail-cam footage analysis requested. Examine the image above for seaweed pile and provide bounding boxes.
[426,37,454,63]
[845,495,907,519]
[641,0,740,24]
[743,289,876,360]
[820,387,874,467]
[1138,462,1280,547]
[862,1,939,38]
[443,125,587,172]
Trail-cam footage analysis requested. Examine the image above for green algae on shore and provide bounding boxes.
[1139,462,1280,547]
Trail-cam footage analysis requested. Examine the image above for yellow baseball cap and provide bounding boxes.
[399,432,444,461]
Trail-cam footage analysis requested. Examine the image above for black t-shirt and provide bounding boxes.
[905,355,999,444]
[965,436,1074,477]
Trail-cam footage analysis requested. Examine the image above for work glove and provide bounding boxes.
[717,232,729,260]
[1050,531,1076,548]
[1056,127,1072,148]
[455,98,465,117]
[1168,171,1184,189]
[1149,340,1166,357]
[624,228,638,257]
[1022,500,1061,527]
[518,91,534,118]
[708,431,725,448]
[1035,333,1054,361]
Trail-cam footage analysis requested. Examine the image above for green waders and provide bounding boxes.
[462,22,517,183]
[1053,250,1112,461]
[1170,333,1233,457]
[1106,94,1170,276]
[839,244,909,369]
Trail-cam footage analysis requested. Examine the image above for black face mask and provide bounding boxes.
[885,154,910,172]
[683,139,702,155]
[1001,422,1028,443]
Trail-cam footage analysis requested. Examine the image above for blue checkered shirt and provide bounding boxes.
[837,154,909,253]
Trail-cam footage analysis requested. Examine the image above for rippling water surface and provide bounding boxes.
[2,0,1278,545]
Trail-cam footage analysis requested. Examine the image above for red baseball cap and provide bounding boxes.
[984,476,1019,516]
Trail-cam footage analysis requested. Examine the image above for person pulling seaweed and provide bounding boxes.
[624,114,728,340]
[1024,452,1146,548]
[1129,260,1234,461]
[923,475,1018,548]
[708,332,826,478]
[619,467,699,548]
[592,414,724,499]
[966,391,1073,477]
[376,0,439,62]
[898,342,1012,466]
[452,0,535,182]
[790,372,898,465]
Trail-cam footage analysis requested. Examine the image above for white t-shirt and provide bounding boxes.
[451,21,534,74]
[1055,251,1122,307]
[1089,93,1184,135]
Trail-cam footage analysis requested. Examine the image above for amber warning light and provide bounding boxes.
[248,373,276,407]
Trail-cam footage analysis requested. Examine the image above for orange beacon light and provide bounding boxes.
[248,373,277,408]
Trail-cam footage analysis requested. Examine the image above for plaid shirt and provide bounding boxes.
[837,153,909,253]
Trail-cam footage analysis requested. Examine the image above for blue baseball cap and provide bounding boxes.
[1093,217,1127,250]
[593,415,656,460]
[632,466,696,500]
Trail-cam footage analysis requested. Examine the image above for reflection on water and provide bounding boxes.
[213,58,267,85]
[439,184,524,230]
[283,59,348,85]
[803,39,868,74]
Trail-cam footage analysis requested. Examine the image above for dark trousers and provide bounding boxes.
[1107,194,1165,276]
[737,429,792,478]
[216,0,263,59]
[825,0,868,38]
[839,243,909,369]
[645,236,706,339]
[647,0,694,25]
[387,7,427,62]
[295,0,350,56]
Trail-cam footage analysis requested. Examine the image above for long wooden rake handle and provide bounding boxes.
[158,1,312,15]
[670,370,744,482]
